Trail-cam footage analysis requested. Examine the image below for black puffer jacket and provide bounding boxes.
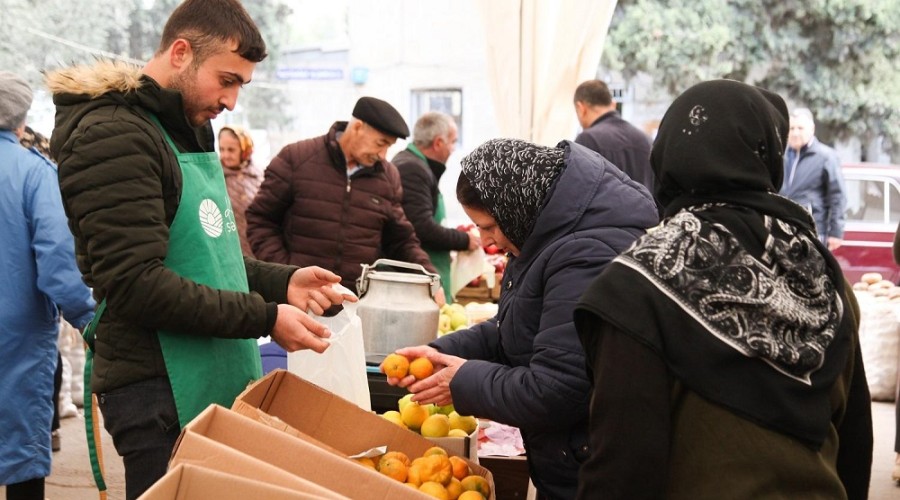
[392,148,469,251]
[47,61,295,393]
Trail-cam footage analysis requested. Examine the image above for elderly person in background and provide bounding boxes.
[219,125,263,257]
[393,111,479,303]
[778,107,846,250]
[0,71,96,500]
[386,138,658,499]
[575,79,872,500]
[246,96,438,296]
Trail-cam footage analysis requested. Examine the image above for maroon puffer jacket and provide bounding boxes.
[246,121,434,292]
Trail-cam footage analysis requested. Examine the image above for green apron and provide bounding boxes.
[80,117,262,493]
[80,116,263,492]
[406,144,453,303]
[150,115,262,427]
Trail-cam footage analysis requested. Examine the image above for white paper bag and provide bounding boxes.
[287,287,371,411]
[450,247,496,297]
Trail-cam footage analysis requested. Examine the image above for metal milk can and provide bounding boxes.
[355,259,441,359]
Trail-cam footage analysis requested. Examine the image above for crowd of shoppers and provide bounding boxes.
[0,0,883,498]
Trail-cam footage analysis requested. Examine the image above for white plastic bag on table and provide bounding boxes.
[853,290,900,401]
[450,246,496,297]
[287,285,371,411]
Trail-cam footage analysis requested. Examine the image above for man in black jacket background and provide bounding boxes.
[574,79,656,199]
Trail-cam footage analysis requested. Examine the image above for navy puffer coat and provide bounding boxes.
[430,141,659,499]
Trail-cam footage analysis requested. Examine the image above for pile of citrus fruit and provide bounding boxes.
[379,354,479,438]
[353,446,491,499]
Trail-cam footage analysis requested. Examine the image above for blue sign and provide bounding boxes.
[276,67,344,81]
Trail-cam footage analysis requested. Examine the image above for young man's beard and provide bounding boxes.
[170,64,218,127]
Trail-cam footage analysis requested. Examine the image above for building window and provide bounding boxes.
[410,89,463,145]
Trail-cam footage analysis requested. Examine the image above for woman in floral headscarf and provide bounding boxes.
[386,137,659,499]
[575,79,873,499]
[219,125,263,257]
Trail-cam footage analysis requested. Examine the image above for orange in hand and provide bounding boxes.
[409,357,434,380]
[381,353,410,379]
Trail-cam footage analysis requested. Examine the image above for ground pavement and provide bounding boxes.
[1,402,897,499]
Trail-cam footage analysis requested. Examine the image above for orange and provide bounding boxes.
[407,462,423,486]
[460,475,490,497]
[381,353,410,378]
[448,456,469,480]
[378,450,411,469]
[423,446,448,457]
[418,454,453,486]
[457,491,485,500]
[419,481,450,499]
[378,457,408,483]
[409,356,435,379]
[421,414,451,438]
[354,456,376,469]
[400,402,430,431]
[445,478,463,500]
[381,410,406,428]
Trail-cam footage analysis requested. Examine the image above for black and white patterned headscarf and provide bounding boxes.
[460,138,565,249]
[578,80,855,448]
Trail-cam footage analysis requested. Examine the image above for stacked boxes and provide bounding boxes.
[141,369,494,499]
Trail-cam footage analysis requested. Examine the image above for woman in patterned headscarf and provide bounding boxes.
[386,137,659,499]
[218,125,262,257]
[575,79,873,499]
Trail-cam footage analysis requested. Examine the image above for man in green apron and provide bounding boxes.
[393,112,480,303]
[47,1,353,498]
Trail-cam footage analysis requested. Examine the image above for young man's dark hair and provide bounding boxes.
[157,0,267,64]
[574,79,613,107]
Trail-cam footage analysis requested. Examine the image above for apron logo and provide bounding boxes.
[198,199,224,238]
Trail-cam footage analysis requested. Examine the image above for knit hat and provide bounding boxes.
[0,72,33,130]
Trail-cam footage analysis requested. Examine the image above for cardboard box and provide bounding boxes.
[233,370,495,499]
[428,433,478,461]
[455,281,492,301]
[170,431,347,499]
[139,463,318,500]
[182,405,430,499]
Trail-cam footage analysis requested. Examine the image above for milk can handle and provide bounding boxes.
[356,258,441,297]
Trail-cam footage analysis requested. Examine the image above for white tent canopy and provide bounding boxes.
[477,0,618,146]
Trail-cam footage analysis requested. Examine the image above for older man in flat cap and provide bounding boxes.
[0,71,95,499]
[247,96,438,295]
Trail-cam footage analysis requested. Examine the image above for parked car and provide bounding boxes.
[832,162,900,284]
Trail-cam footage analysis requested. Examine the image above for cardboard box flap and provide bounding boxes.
[232,370,496,499]
[183,405,431,500]
[139,463,319,500]
[172,431,347,499]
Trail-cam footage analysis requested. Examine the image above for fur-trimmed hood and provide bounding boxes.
[45,60,143,98]
[47,58,212,164]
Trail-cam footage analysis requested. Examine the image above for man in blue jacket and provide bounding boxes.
[779,107,847,250]
[0,71,96,500]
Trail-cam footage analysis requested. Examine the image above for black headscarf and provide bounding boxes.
[578,80,854,448]
[460,138,565,249]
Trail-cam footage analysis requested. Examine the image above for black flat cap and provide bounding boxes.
[352,96,409,139]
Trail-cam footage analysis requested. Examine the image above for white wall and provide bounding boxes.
[267,0,501,226]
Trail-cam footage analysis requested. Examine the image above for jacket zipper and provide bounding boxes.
[336,177,352,272]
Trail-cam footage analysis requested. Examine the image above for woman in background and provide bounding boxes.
[219,125,262,257]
